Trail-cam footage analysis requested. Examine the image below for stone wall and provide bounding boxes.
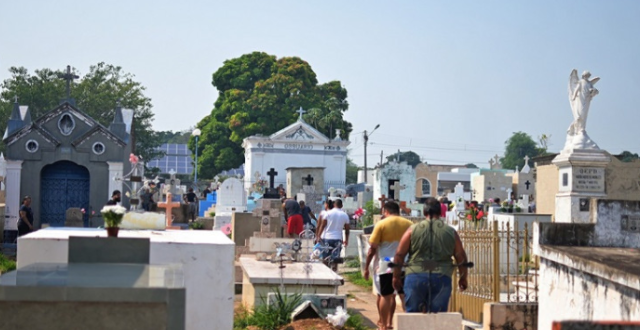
[483,303,538,330]
[538,253,640,330]
[535,164,558,218]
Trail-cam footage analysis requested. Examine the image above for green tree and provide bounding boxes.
[0,63,162,162]
[346,157,358,184]
[385,150,422,168]
[465,163,478,168]
[194,52,352,177]
[616,151,639,162]
[501,132,541,170]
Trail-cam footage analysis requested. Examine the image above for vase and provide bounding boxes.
[106,227,120,237]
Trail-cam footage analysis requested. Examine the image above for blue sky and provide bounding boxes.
[2,1,639,168]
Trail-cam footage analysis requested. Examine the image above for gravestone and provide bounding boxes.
[286,167,324,198]
[165,170,184,202]
[263,168,280,199]
[357,186,373,208]
[215,178,247,230]
[447,183,469,213]
[157,193,181,229]
[65,207,84,227]
[342,196,358,214]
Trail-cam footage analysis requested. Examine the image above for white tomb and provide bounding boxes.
[242,112,350,193]
[17,228,235,330]
[215,177,248,230]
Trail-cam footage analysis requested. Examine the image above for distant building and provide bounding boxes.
[147,144,193,175]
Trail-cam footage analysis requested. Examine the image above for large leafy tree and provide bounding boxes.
[0,63,162,162]
[385,150,422,168]
[193,52,352,178]
[501,132,542,170]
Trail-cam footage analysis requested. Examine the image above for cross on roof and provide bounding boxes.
[14,95,18,103]
[58,65,79,101]
[524,155,530,164]
[267,168,278,189]
[296,107,306,120]
[303,174,314,186]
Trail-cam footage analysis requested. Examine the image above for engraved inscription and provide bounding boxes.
[573,167,604,192]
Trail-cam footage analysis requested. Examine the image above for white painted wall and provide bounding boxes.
[538,257,640,330]
[16,228,235,330]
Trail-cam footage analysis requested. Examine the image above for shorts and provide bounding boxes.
[377,272,405,296]
[287,214,303,236]
[320,239,342,261]
[404,273,452,313]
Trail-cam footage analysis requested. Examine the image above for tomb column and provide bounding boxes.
[5,160,23,230]
[107,162,123,200]
[552,149,610,223]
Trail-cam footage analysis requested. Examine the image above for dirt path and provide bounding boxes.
[337,268,379,329]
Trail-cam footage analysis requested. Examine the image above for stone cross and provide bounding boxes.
[303,174,314,186]
[524,155,530,165]
[488,158,495,169]
[506,188,513,201]
[447,183,466,212]
[158,193,181,229]
[525,180,531,190]
[267,168,278,189]
[14,95,18,103]
[493,155,502,169]
[390,181,404,200]
[296,107,306,120]
[58,65,79,100]
[378,194,387,207]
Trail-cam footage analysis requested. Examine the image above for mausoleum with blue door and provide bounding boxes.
[2,97,133,232]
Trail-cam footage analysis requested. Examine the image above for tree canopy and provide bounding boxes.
[616,151,639,162]
[501,132,542,170]
[385,150,422,168]
[193,52,353,178]
[0,63,162,162]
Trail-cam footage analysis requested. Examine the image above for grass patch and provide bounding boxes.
[345,310,370,330]
[234,289,303,330]
[344,258,360,268]
[0,254,16,274]
[342,271,372,290]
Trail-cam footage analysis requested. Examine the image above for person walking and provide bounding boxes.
[316,199,350,271]
[393,197,468,313]
[282,198,303,238]
[364,201,413,330]
[18,196,34,237]
[299,200,318,231]
[184,188,198,222]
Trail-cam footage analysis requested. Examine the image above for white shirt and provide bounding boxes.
[321,208,349,240]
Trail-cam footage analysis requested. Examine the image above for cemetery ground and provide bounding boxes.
[233,259,379,330]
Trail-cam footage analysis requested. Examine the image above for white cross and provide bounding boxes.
[296,107,306,120]
[390,181,404,200]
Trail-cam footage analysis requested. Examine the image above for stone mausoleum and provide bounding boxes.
[2,99,132,231]
[242,111,350,194]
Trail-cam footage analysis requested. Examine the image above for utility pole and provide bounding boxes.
[363,124,380,184]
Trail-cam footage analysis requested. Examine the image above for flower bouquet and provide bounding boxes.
[101,205,127,237]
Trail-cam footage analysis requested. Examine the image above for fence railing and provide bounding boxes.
[450,219,538,323]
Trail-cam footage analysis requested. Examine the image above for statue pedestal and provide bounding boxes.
[552,149,610,223]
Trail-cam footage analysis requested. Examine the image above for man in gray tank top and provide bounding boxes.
[392,197,468,313]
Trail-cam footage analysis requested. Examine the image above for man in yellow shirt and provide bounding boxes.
[364,201,413,330]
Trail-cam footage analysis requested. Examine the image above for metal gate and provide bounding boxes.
[40,161,90,227]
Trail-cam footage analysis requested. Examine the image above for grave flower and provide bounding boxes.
[101,205,126,228]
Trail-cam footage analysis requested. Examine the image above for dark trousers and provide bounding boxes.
[18,222,32,237]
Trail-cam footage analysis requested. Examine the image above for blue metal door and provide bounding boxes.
[41,161,90,227]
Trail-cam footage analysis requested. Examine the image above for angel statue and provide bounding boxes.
[568,69,600,135]
[565,69,600,150]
